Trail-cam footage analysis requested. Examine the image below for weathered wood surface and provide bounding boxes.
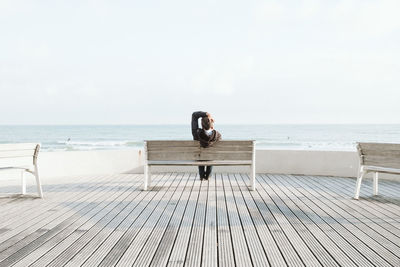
[1,173,400,266]
[146,140,254,162]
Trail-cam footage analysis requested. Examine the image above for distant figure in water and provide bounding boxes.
[191,111,222,180]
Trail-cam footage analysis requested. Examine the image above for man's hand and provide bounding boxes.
[206,112,215,123]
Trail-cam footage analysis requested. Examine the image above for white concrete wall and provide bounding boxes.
[1,149,399,184]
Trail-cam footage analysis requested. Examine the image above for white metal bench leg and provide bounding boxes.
[373,172,379,196]
[21,171,26,195]
[354,171,366,199]
[34,165,44,198]
[144,164,149,191]
[250,164,256,191]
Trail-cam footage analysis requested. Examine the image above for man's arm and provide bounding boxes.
[191,111,207,138]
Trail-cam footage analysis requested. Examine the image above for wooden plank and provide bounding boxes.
[132,173,193,266]
[264,174,393,267]
[256,174,322,266]
[146,140,254,147]
[221,173,253,266]
[183,176,207,267]
[235,173,287,267]
[113,173,187,266]
[297,175,400,245]
[147,174,196,266]
[228,173,270,267]
[14,174,151,267]
[165,175,201,266]
[264,174,354,266]
[0,174,120,251]
[30,173,169,267]
[0,174,115,227]
[61,173,170,267]
[81,173,180,267]
[147,146,253,153]
[308,176,400,234]
[214,173,235,267]
[148,160,252,166]
[0,175,141,266]
[148,152,252,161]
[359,142,400,151]
[0,174,114,228]
[201,173,217,267]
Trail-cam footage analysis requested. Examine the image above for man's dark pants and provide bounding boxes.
[198,166,213,179]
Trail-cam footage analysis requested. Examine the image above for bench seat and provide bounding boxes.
[144,140,256,191]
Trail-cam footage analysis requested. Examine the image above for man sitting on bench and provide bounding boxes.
[191,111,222,180]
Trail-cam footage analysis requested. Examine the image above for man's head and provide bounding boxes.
[201,116,213,130]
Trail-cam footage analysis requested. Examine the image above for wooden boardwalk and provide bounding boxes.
[0,173,399,266]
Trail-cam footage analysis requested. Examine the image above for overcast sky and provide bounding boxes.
[1,0,399,124]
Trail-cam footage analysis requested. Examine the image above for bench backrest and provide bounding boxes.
[145,140,254,161]
[357,142,400,169]
[0,143,40,168]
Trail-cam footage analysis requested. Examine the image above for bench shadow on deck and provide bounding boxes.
[0,173,399,267]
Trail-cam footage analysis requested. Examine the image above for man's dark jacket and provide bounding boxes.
[191,111,221,148]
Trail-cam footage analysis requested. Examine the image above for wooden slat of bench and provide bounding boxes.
[359,143,400,151]
[148,152,253,161]
[362,157,400,170]
[363,166,400,174]
[0,143,38,151]
[146,140,254,147]
[148,160,252,166]
[148,146,253,153]
[0,150,36,159]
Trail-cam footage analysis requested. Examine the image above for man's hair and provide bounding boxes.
[201,117,212,130]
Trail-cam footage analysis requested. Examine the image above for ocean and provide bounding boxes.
[0,124,399,152]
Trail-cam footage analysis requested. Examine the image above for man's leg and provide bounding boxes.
[205,166,213,179]
[198,166,205,180]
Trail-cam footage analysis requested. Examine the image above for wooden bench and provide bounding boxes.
[143,140,256,191]
[354,142,400,199]
[0,143,43,198]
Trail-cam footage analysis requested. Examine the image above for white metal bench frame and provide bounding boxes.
[354,142,400,199]
[143,140,256,191]
[0,143,44,198]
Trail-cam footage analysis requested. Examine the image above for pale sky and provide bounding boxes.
[1,0,399,124]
